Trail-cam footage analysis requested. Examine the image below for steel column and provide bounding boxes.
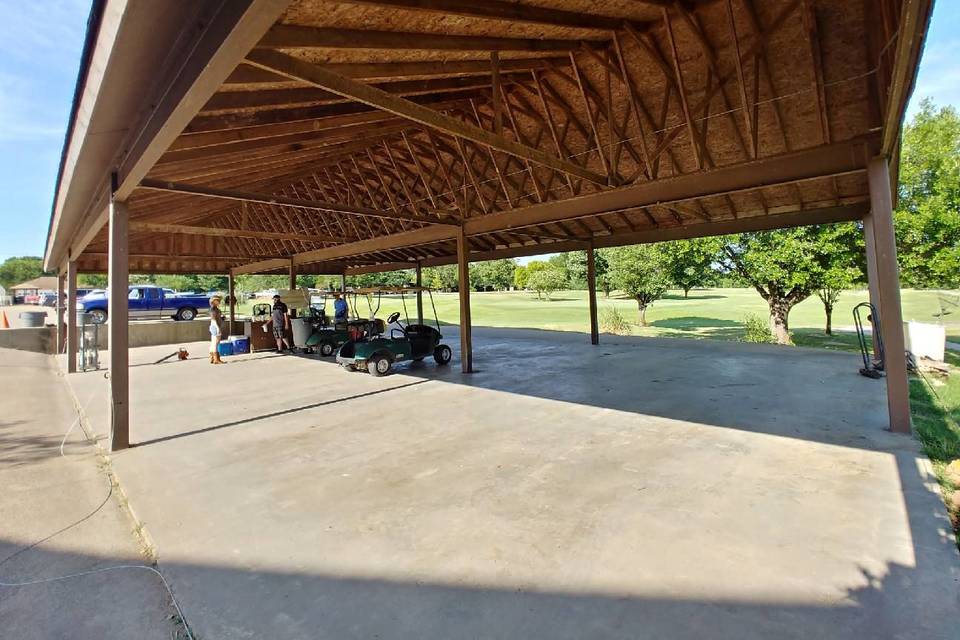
[456,227,473,373]
[586,243,599,345]
[108,177,130,451]
[866,157,911,434]
[66,260,78,374]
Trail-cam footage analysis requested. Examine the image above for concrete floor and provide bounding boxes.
[59,328,958,639]
[0,349,181,639]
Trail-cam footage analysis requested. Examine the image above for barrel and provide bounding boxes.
[231,336,250,354]
[18,311,47,328]
[217,341,235,357]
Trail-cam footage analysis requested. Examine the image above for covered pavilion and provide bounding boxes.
[43,0,933,449]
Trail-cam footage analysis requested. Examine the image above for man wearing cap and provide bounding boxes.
[270,294,291,353]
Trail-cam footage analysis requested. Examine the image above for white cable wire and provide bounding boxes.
[1,372,196,640]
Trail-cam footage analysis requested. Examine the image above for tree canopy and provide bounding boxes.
[0,256,49,289]
[895,99,960,289]
[605,245,671,325]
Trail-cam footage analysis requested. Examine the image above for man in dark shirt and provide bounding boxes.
[270,295,291,353]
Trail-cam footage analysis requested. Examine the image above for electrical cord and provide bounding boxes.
[0,372,195,640]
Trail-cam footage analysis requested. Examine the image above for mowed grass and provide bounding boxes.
[333,287,958,345]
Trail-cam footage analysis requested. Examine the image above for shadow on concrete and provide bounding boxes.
[0,420,64,467]
[132,380,430,448]
[649,316,741,331]
[0,538,955,639]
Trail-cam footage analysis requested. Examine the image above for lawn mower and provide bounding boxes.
[336,286,452,376]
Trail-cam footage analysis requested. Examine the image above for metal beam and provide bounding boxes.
[137,178,456,225]
[245,50,609,185]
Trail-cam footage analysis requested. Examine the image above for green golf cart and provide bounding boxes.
[336,286,452,376]
[301,290,370,356]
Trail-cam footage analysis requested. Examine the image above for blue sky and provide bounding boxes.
[0,1,957,264]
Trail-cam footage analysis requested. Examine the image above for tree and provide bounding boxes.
[565,250,609,292]
[0,256,49,289]
[894,99,960,289]
[813,224,862,335]
[718,225,853,344]
[606,245,671,326]
[657,238,721,297]
[525,262,566,300]
[513,265,529,290]
[470,258,515,291]
[423,265,457,291]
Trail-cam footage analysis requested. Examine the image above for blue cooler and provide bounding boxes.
[231,336,250,354]
[217,341,235,357]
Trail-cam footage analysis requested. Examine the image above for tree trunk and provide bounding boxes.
[637,301,648,326]
[824,303,833,335]
[683,287,690,298]
[768,300,792,345]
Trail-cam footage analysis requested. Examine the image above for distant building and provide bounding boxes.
[10,277,59,304]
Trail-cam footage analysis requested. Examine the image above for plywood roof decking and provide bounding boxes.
[70,0,923,275]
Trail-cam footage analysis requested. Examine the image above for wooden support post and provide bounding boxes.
[456,227,473,373]
[56,273,65,354]
[862,212,883,356]
[587,242,599,345]
[289,260,297,291]
[228,272,236,329]
[66,261,78,373]
[108,177,130,451]
[415,260,424,325]
[866,156,911,434]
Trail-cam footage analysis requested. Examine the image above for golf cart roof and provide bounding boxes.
[354,286,433,295]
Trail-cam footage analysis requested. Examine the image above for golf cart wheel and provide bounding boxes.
[433,344,452,365]
[369,354,392,377]
[319,342,335,357]
[176,307,197,321]
[89,309,108,324]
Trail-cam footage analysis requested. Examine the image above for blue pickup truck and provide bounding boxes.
[81,285,211,324]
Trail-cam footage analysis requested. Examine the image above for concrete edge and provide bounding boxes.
[53,354,160,564]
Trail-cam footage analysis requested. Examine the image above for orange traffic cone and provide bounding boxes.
[1,311,9,329]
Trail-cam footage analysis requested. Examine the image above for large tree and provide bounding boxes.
[606,245,671,326]
[657,238,722,297]
[0,256,49,289]
[525,261,566,300]
[895,99,960,289]
[470,258,515,291]
[813,224,863,335]
[718,226,853,344]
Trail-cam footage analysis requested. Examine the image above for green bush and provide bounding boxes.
[600,306,631,335]
[742,314,775,344]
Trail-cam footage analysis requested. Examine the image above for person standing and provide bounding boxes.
[209,295,225,364]
[333,292,349,323]
[271,294,291,353]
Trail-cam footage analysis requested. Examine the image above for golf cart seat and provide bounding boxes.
[403,323,441,352]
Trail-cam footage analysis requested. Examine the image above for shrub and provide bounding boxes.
[600,306,631,335]
[742,314,775,344]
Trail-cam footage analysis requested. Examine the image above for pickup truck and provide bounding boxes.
[81,285,211,324]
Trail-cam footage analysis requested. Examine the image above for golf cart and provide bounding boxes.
[336,286,452,376]
[300,289,373,356]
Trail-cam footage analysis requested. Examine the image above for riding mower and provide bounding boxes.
[336,286,452,376]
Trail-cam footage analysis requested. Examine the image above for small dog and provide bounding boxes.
[177,348,189,361]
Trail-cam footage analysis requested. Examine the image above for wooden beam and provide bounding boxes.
[129,220,344,243]
[115,0,291,201]
[881,0,933,155]
[229,138,876,275]
[108,185,129,451]
[137,178,457,225]
[456,225,473,373]
[66,261,78,373]
[334,0,660,30]
[257,25,601,52]
[587,242,599,345]
[246,50,610,185]
[225,57,563,85]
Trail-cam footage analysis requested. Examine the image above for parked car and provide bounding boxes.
[38,291,58,307]
[81,285,211,324]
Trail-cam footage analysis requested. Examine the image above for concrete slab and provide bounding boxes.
[0,349,183,639]
[60,329,959,639]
